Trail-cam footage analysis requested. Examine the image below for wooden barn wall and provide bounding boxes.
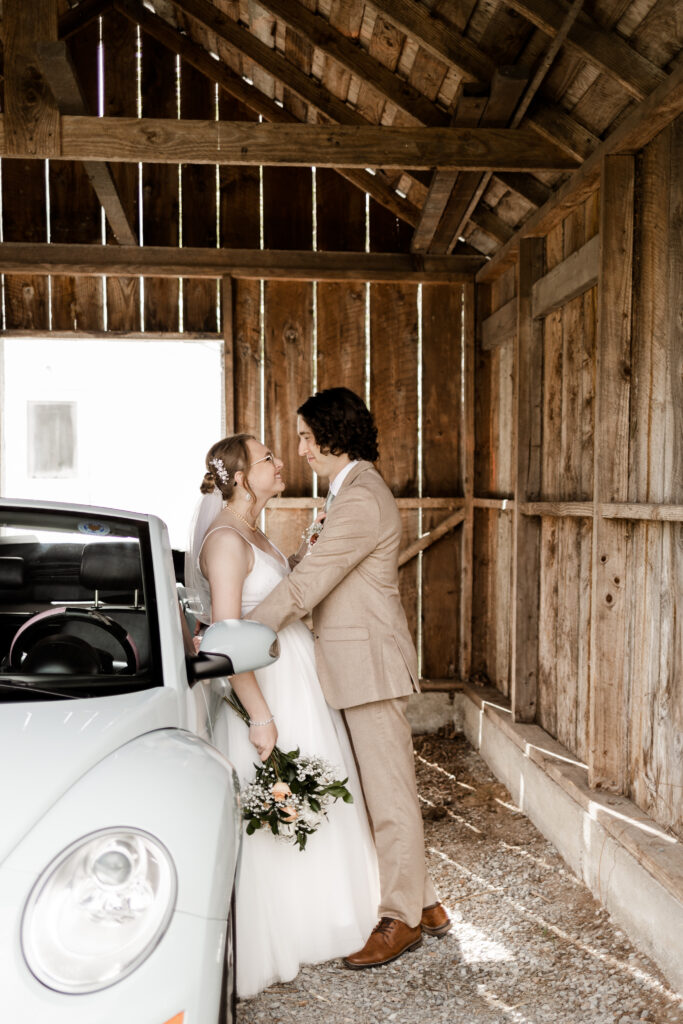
[472,266,515,695]
[0,20,465,680]
[626,117,683,837]
[472,116,682,836]
[536,195,598,765]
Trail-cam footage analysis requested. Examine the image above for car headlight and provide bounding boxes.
[22,828,177,993]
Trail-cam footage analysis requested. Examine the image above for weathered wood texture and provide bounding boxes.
[103,7,141,330]
[370,203,420,651]
[471,267,515,694]
[140,31,179,331]
[539,198,597,761]
[589,155,635,794]
[220,92,261,442]
[50,22,103,332]
[422,283,464,679]
[2,0,59,157]
[626,116,683,837]
[263,164,313,555]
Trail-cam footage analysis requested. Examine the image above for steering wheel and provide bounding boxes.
[9,607,139,674]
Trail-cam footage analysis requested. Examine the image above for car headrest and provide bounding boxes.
[0,556,25,588]
[80,543,143,593]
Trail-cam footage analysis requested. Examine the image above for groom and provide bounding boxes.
[247,387,450,968]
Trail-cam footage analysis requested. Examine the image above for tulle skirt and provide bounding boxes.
[223,619,379,999]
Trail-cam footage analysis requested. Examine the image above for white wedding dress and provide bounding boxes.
[201,528,379,999]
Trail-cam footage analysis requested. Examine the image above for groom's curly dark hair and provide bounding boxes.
[298,387,379,462]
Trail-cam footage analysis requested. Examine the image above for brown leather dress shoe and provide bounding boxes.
[421,902,452,937]
[343,918,422,969]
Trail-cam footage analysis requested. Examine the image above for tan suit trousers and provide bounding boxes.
[343,696,437,928]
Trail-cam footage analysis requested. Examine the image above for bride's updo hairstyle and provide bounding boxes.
[201,433,257,503]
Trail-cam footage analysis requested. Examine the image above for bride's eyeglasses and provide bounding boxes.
[250,452,276,467]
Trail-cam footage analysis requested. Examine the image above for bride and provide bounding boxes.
[186,433,379,999]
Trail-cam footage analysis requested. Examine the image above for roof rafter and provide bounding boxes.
[115,0,421,226]
[504,0,667,101]
[252,0,450,127]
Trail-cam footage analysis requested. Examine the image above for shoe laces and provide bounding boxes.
[373,917,396,935]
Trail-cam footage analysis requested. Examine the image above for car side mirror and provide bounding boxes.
[187,651,234,684]
[186,619,280,688]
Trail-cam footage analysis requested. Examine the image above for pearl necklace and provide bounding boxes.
[226,504,259,533]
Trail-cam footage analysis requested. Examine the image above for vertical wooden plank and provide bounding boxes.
[511,237,544,722]
[181,61,217,332]
[3,0,59,157]
[50,21,103,332]
[222,275,235,436]
[263,165,313,553]
[589,154,635,793]
[103,8,140,331]
[219,91,260,439]
[141,32,179,331]
[421,282,463,680]
[370,202,418,648]
[628,118,683,833]
[460,282,475,681]
[1,160,49,328]
[316,168,366,396]
[472,283,492,681]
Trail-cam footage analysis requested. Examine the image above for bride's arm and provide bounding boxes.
[202,530,278,762]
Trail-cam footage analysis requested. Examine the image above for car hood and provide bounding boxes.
[0,687,180,866]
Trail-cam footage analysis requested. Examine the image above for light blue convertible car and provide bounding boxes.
[0,498,278,1024]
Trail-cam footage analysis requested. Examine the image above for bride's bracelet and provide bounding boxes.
[249,715,274,727]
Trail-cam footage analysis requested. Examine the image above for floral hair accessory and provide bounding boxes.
[210,457,230,486]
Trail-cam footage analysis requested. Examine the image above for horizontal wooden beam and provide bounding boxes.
[0,116,579,170]
[266,497,465,510]
[531,233,599,318]
[480,297,516,350]
[477,58,683,283]
[0,243,483,281]
[520,501,683,522]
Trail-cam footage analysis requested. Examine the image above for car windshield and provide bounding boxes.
[0,508,161,701]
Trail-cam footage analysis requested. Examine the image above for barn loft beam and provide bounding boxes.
[114,0,420,227]
[477,56,683,283]
[248,0,450,128]
[0,117,578,169]
[0,242,485,281]
[36,40,138,246]
[504,0,666,101]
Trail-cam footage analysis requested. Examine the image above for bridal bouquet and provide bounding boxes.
[224,690,354,851]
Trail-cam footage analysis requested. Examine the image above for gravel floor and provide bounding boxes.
[237,731,683,1024]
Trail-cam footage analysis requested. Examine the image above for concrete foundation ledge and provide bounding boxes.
[462,684,683,994]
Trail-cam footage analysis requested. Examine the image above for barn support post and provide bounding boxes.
[589,154,635,792]
[511,237,544,722]
[222,275,236,436]
[2,0,60,158]
[459,282,475,680]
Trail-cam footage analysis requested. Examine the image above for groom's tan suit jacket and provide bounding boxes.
[247,460,419,710]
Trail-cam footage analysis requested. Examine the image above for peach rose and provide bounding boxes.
[280,805,298,822]
[271,782,292,801]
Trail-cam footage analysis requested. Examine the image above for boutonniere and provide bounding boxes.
[301,519,324,547]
